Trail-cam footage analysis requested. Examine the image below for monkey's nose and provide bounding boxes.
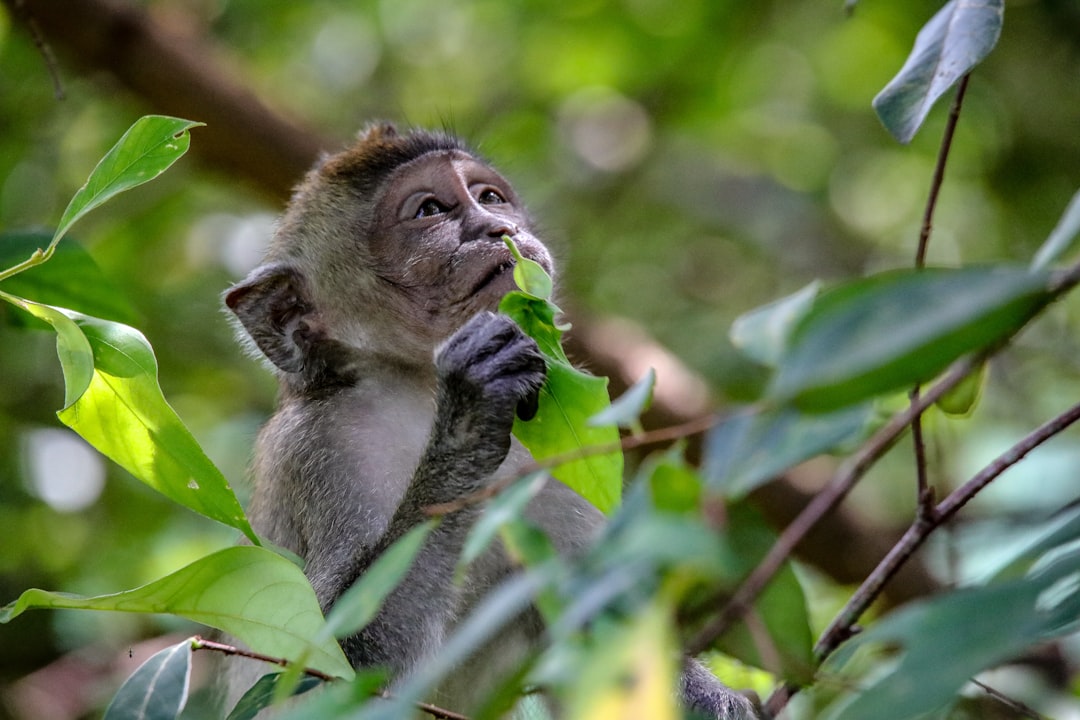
[486,221,517,239]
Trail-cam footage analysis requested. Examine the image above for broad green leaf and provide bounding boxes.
[873,0,1003,143]
[319,521,435,641]
[0,546,354,679]
[103,639,192,720]
[704,404,874,498]
[730,280,820,367]
[500,242,622,514]
[822,548,1080,720]
[513,363,623,514]
[1,294,94,408]
[226,673,322,720]
[564,601,679,720]
[0,231,139,324]
[769,267,1050,412]
[52,310,256,542]
[1031,187,1080,270]
[53,116,203,249]
[588,367,655,429]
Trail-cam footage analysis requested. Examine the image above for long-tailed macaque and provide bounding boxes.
[225,123,758,719]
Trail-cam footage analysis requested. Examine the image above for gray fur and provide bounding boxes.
[224,124,757,718]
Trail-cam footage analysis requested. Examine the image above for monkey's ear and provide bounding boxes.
[224,262,316,374]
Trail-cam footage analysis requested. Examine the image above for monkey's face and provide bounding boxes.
[366,151,552,342]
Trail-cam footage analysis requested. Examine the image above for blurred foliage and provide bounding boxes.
[1,0,1080,718]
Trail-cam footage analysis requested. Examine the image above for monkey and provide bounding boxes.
[224,123,758,719]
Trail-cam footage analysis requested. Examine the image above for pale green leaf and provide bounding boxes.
[1031,188,1080,270]
[53,310,256,542]
[103,639,193,720]
[53,116,203,249]
[0,546,353,679]
[730,281,820,367]
[1,294,94,408]
[588,367,655,428]
[873,0,1003,143]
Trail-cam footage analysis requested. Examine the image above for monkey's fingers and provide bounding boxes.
[516,389,540,421]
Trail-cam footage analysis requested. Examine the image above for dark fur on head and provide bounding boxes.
[320,123,470,197]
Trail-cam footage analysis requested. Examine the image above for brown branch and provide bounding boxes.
[190,637,472,720]
[3,0,65,99]
[13,0,329,202]
[911,74,972,519]
[685,352,984,656]
[971,679,1045,719]
[190,635,335,682]
[814,399,1080,662]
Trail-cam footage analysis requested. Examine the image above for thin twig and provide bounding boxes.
[915,74,970,267]
[688,250,1080,659]
[971,678,1045,719]
[911,74,971,517]
[190,635,336,682]
[3,0,66,99]
[191,637,472,720]
[814,398,1080,659]
[684,354,982,656]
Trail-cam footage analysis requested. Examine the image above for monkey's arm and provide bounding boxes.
[334,311,546,673]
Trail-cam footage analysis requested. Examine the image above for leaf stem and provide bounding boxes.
[0,246,51,283]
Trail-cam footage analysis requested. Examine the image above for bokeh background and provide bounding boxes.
[2,1,1080,717]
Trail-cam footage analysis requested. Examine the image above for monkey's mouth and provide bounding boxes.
[473,259,516,295]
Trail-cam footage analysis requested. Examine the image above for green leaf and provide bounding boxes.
[504,234,554,300]
[40,310,256,541]
[103,639,193,720]
[0,546,354,679]
[704,404,873,498]
[769,266,1050,412]
[52,116,203,249]
[822,549,1080,720]
[1031,187,1080,270]
[873,0,1003,144]
[513,363,623,514]
[499,243,623,514]
[226,673,322,720]
[0,231,139,325]
[2,295,94,408]
[588,367,655,429]
[730,281,820,367]
[319,521,435,641]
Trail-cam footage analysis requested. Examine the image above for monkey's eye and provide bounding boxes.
[415,198,449,218]
[478,189,506,205]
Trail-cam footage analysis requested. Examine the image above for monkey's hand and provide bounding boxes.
[431,311,546,484]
